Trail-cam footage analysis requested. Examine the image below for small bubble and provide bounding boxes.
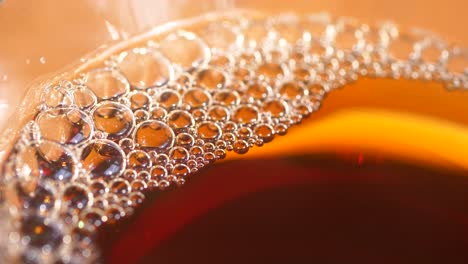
[158,90,181,109]
[197,121,222,141]
[134,120,175,150]
[81,139,126,180]
[118,48,174,89]
[127,150,152,171]
[39,57,47,64]
[93,102,135,141]
[233,139,249,154]
[86,68,130,100]
[63,184,92,213]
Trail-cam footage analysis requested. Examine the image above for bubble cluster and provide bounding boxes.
[1,10,466,264]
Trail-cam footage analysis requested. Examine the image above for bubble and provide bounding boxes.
[72,87,97,109]
[195,68,226,90]
[214,149,227,159]
[137,171,150,181]
[243,19,270,48]
[271,14,306,44]
[127,150,152,171]
[36,108,93,145]
[214,90,240,106]
[274,123,288,135]
[446,47,468,74]
[43,86,73,108]
[209,54,233,68]
[290,50,307,65]
[106,205,125,224]
[245,82,272,100]
[134,120,175,150]
[307,84,327,97]
[264,49,287,63]
[198,23,243,51]
[81,139,126,180]
[118,48,174,89]
[190,146,204,157]
[222,132,236,144]
[130,192,145,206]
[232,105,259,124]
[254,124,275,143]
[148,180,160,190]
[309,43,327,57]
[190,110,206,123]
[168,146,189,162]
[172,164,190,178]
[131,180,147,192]
[154,154,169,165]
[110,179,131,196]
[203,142,216,152]
[81,208,106,227]
[167,110,195,130]
[232,68,251,83]
[237,126,252,139]
[174,73,192,87]
[21,215,63,249]
[238,51,261,66]
[183,88,211,108]
[89,180,108,197]
[263,99,289,118]
[278,82,306,100]
[16,140,77,182]
[92,102,134,141]
[85,68,129,100]
[294,103,313,117]
[23,184,57,214]
[120,197,133,210]
[122,169,137,181]
[158,90,181,109]
[207,105,230,122]
[119,138,135,153]
[257,62,285,79]
[307,94,322,109]
[233,139,249,154]
[176,133,195,147]
[293,68,312,82]
[134,110,149,123]
[223,121,238,132]
[216,139,227,149]
[150,107,167,120]
[150,165,167,181]
[386,31,419,61]
[129,92,151,110]
[197,121,222,141]
[62,184,92,213]
[159,31,210,72]
[333,22,360,51]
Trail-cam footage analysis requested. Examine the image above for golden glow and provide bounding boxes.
[226,79,468,172]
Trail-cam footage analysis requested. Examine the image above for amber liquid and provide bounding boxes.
[93,78,468,264]
[98,153,468,264]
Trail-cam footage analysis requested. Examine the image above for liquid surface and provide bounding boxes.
[100,154,468,264]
